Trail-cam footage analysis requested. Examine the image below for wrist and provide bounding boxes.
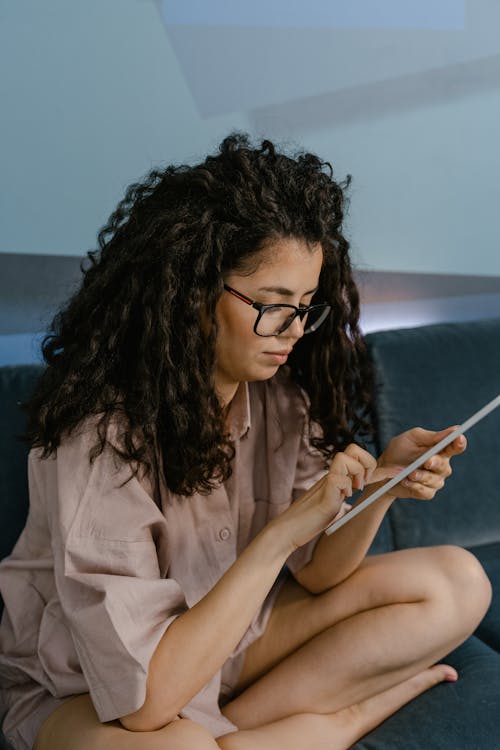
[358,481,398,507]
[258,517,296,564]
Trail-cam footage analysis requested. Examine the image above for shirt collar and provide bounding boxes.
[226,381,251,440]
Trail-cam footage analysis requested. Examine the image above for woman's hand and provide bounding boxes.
[377,426,467,500]
[276,444,401,552]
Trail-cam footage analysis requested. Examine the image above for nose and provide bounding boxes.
[283,314,306,340]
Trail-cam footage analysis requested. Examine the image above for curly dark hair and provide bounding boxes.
[25,132,374,496]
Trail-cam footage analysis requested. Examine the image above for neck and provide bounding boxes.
[216,381,240,410]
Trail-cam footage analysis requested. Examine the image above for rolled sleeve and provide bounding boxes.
[60,554,186,721]
[44,427,189,722]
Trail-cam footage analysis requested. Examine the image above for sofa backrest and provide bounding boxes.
[0,365,44,561]
[365,316,500,550]
[2,317,499,569]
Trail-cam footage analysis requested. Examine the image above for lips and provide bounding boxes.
[263,349,292,366]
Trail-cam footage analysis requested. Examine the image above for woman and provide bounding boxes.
[0,134,492,750]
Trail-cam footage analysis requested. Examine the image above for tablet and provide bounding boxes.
[325,393,500,536]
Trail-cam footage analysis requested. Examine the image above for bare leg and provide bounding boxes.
[34,546,491,750]
[222,546,491,729]
[34,669,457,750]
[34,695,220,750]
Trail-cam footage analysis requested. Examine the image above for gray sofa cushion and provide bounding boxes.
[365,317,500,550]
[471,542,500,652]
[0,365,44,562]
[350,636,500,749]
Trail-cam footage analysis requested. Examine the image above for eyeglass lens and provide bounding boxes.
[257,305,330,336]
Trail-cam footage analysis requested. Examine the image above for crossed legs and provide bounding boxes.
[34,545,492,750]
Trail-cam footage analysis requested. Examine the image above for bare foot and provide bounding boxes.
[329,663,458,747]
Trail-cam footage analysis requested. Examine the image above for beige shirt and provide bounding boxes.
[0,370,340,750]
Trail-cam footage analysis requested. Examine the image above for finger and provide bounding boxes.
[409,426,468,464]
[343,444,378,474]
[330,452,368,490]
[421,437,466,468]
[340,445,407,488]
[325,471,353,502]
[422,455,448,473]
[437,434,467,458]
[370,463,407,485]
[406,468,449,487]
[413,453,453,478]
[400,478,444,499]
[409,425,460,448]
[344,444,385,487]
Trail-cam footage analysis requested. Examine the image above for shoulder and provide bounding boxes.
[28,415,163,543]
[28,414,124,476]
[29,413,157,510]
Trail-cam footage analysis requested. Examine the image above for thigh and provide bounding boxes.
[34,694,219,750]
[234,546,455,691]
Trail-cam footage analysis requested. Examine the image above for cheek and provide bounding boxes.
[222,319,258,356]
[216,301,256,355]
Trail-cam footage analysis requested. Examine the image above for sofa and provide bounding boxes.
[1,316,500,749]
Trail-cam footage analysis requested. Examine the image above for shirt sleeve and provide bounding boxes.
[42,423,188,723]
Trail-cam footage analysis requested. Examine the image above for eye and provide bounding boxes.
[266,305,288,316]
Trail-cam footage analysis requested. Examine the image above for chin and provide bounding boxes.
[246,364,281,382]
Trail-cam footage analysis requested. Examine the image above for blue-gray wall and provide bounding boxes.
[1,0,500,363]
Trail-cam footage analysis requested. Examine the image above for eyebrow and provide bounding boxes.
[257,285,318,297]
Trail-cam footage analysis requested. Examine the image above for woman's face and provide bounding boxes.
[214,237,323,405]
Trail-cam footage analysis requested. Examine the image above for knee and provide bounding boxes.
[427,545,492,629]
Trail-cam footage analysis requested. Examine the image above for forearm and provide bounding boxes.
[120,522,290,731]
[295,483,396,594]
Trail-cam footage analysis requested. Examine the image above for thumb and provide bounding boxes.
[412,425,459,446]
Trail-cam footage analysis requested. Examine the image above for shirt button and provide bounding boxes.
[219,527,231,541]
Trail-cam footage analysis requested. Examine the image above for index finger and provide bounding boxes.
[330,451,369,483]
[342,444,398,486]
[343,443,378,474]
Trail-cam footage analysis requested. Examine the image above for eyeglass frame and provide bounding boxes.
[223,284,331,337]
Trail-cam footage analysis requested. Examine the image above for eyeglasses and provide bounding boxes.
[223,284,331,337]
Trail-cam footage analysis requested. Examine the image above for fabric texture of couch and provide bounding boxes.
[1,316,500,748]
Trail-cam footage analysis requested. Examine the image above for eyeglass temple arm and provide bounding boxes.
[223,285,256,306]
